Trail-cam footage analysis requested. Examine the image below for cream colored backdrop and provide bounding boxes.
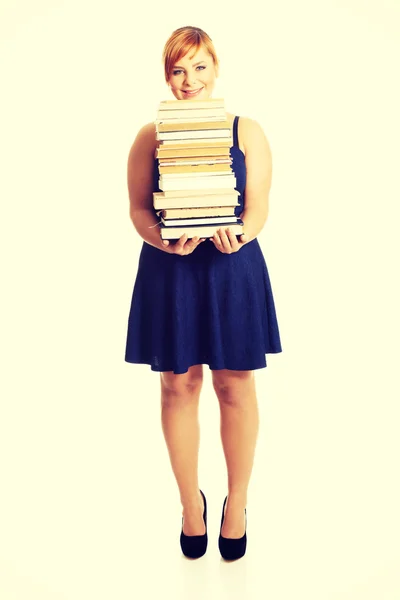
[1,0,399,599]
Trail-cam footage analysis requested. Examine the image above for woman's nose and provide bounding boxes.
[184,72,197,85]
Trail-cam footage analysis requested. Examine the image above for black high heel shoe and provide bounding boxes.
[180,489,208,558]
[218,495,247,560]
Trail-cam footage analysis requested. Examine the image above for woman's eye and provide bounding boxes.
[172,66,206,76]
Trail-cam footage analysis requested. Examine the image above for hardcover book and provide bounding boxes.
[160,219,244,240]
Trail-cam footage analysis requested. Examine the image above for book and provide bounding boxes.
[156,116,226,124]
[157,129,231,141]
[159,219,244,240]
[156,119,230,132]
[158,138,232,148]
[161,215,238,226]
[158,98,225,110]
[160,170,233,178]
[156,147,231,160]
[154,195,239,211]
[154,188,239,198]
[159,157,232,166]
[158,163,232,174]
[158,206,237,219]
[157,107,226,120]
[158,175,236,191]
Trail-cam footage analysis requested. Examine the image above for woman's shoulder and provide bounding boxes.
[234,115,269,156]
[235,114,263,134]
[129,121,158,159]
[226,112,256,156]
[138,121,157,144]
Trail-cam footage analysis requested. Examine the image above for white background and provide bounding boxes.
[1,0,399,598]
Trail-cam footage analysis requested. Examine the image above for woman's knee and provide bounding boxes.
[160,364,204,397]
[212,369,254,396]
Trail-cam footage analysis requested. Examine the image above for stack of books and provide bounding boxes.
[153,98,244,240]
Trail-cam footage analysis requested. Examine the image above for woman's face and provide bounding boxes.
[167,45,218,101]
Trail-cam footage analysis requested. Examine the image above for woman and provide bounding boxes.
[125,26,282,560]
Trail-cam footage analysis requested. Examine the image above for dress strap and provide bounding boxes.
[233,115,239,147]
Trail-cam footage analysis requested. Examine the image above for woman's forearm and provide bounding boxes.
[130,208,166,251]
[240,207,269,243]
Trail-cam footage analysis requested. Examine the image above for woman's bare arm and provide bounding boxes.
[240,117,272,241]
[127,122,167,251]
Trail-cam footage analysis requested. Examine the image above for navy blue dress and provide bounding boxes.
[124,116,282,374]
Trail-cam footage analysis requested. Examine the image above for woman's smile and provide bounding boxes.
[182,87,204,98]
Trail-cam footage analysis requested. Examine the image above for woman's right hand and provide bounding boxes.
[161,233,206,255]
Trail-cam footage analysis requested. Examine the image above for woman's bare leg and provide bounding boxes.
[212,369,259,537]
[160,364,205,535]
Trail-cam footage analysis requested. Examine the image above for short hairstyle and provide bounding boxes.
[162,26,219,83]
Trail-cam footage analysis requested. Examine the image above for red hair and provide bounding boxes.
[162,26,219,83]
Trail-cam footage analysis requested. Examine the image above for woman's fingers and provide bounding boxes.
[217,228,233,252]
[177,233,188,249]
[186,236,204,253]
[166,233,205,255]
[210,228,241,253]
[226,228,240,251]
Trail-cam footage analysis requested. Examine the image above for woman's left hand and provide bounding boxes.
[209,227,248,254]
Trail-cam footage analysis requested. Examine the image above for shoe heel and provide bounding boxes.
[180,489,208,558]
[218,495,247,560]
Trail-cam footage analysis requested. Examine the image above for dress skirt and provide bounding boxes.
[124,236,282,375]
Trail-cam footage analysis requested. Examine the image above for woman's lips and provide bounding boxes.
[182,87,204,97]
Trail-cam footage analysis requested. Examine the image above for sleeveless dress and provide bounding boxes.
[124,116,282,374]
